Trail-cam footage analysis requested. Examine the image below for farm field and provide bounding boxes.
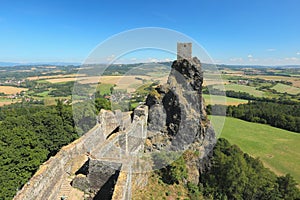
[81,75,168,92]
[203,94,248,105]
[271,83,300,95]
[46,77,79,83]
[203,79,229,86]
[211,116,300,185]
[96,83,114,95]
[212,83,266,97]
[26,74,86,81]
[0,86,28,94]
[246,75,300,88]
[0,98,20,106]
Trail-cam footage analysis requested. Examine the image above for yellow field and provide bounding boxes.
[203,94,248,106]
[203,79,229,86]
[0,101,16,106]
[0,86,28,94]
[27,74,86,81]
[221,69,244,75]
[79,75,168,92]
[46,77,78,83]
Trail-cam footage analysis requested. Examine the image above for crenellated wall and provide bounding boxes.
[13,106,149,200]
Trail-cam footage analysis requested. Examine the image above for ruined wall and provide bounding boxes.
[13,106,149,200]
[13,110,124,200]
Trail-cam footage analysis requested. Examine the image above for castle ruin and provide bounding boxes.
[14,43,216,200]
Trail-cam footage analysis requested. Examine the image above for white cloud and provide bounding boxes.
[229,58,243,62]
[147,58,158,63]
[267,48,276,52]
[249,58,259,62]
[297,52,300,55]
[284,57,299,61]
[247,54,253,58]
[106,54,116,62]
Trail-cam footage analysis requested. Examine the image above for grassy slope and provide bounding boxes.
[211,116,300,184]
[272,83,300,95]
[97,83,114,95]
[213,84,265,97]
[133,173,193,200]
[203,94,248,105]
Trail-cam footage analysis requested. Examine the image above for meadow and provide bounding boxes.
[212,84,266,97]
[271,83,300,95]
[0,98,20,106]
[202,94,248,105]
[210,116,300,185]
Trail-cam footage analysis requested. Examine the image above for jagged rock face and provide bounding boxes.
[145,57,216,154]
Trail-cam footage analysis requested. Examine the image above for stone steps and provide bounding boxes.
[57,177,72,200]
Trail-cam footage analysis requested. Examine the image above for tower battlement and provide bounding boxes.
[177,42,192,60]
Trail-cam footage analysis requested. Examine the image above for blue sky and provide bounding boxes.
[1,0,300,65]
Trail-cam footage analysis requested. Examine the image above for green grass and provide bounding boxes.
[35,90,51,97]
[96,83,114,95]
[203,94,248,105]
[135,83,153,95]
[210,116,300,184]
[213,84,266,97]
[271,83,300,95]
[130,102,140,109]
[0,98,11,102]
[36,80,51,84]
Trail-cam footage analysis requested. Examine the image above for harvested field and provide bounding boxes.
[27,74,86,81]
[0,86,28,94]
[203,94,248,106]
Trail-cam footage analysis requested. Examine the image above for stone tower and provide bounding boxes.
[177,42,192,60]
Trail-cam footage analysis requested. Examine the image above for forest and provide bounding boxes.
[0,101,79,199]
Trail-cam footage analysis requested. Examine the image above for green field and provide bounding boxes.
[35,90,51,97]
[96,83,114,95]
[210,116,300,184]
[203,94,248,105]
[271,83,300,95]
[213,84,266,97]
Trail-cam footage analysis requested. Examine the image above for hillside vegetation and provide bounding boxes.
[212,116,300,184]
[133,138,300,200]
[0,102,79,199]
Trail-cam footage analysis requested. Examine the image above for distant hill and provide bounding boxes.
[215,63,300,69]
[0,62,20,67]
[0,62,81,67]
[1,60,300,69]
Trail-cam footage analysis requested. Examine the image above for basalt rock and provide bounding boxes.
[145,57,216,156]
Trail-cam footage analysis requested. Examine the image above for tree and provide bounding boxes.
[200,138,296,200]
[277,174,300,200]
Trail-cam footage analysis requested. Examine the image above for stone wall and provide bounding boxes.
[13,106,149,200]
[13,110,123,200]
